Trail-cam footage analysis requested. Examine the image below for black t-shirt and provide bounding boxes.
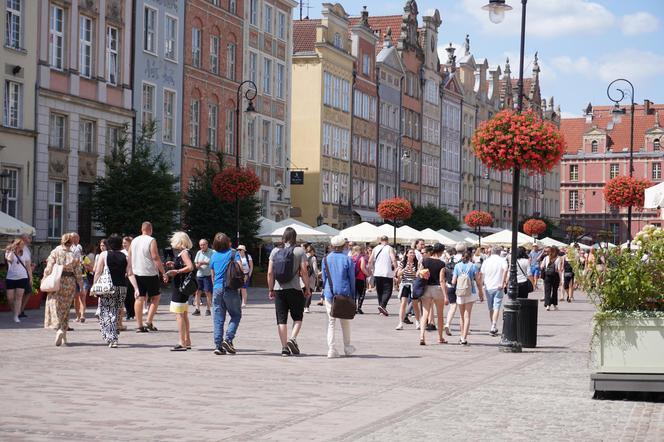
[173,250,193,291]
[106,251,128,287]
[422,257,445,286]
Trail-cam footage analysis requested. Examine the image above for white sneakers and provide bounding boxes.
[328,345,356,358]
[415,320,420,330]
[395,322,404,330]
[304,307,310,313]
[13,316,20,323]
[327,349,340,358]
[344,345,356,356]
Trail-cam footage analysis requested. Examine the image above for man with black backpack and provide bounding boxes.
[268,227,311,356]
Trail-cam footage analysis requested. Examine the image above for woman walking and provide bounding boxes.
[304,245,319,313]
[452,250,484,345]
[351,245,369,314]
[541,246,563,311]
[4,238,29,323]
[515,247,533,299]
[93,235,138,348]
[321,236,356,358]
[122,236,135,320]
[563,248,575,302]
[419,244,448,345]
[395,248,419,331]
[43,233,84,346]
[236,245,253,308]
[163,232,195,351]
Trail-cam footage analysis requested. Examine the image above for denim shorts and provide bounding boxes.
[530,266,541,277]
[197,275,213,293]
[486,288,504,311]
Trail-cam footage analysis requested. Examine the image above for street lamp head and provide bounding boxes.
[482,0,512,24]
[611,103,625,125]
[245,99,256,115]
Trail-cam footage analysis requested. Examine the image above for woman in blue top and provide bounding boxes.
[208,232,241,356]
[321,235,356,359]
[452,250,485,345]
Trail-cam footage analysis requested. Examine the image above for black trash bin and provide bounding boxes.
[517,298,538,348]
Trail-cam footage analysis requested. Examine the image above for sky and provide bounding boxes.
[294,0,664,118]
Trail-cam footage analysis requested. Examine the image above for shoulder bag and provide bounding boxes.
[517,261,534,293]
[91,253,115,297]
[324,255,356,320]
[40,251,63,293]
[178,250,199,296]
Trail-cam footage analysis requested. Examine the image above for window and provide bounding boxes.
[274,124,284,167]
[224,109,234,155]
[277,11,286,39]
[0,168,18,217]
[189,99,199,146]
[425,80,439,104]
[341,79,350,112]
[262,120,271,164]
[250,0,258,26]
[49,113,66,149]
[609,163,619,179]
[79,119,95,152]
[229,0,236,14]
[141,83,155,126]
[568,190,579,211]
[209,36,219,74]
[246,118,255,159]
[569,164,578,181]
[264,5,272,34]
[653,163,662,180]
[163,90,175,143]
[333,32,342,49]
[192,28,201,67]
[249,52,258,83]
[49,5,64,69]
[591,140,598,153]
[79,16,93,78]
[208,104,218,150]
[226,43,236,80]
[609,223,619,243]
[5,0,21,49]
[263,58,272,95]
[165,15,177,61]
[3,80,21,128]
[106,26,118,85]
[143,6,156,54]
[276,63,284,99]
[48,180,64,239]
[655,138,661,151]
[106,125,121,151]
[362,54,370,76]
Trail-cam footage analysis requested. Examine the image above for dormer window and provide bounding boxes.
[333,33,342,49]
[591,140,598,153]
[655,138,661,151]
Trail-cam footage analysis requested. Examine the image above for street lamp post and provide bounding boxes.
[482,0,526,353]
[606,78,635,246]
[235,80,257,247]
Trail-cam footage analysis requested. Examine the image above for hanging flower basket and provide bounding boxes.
[472,110,566,175]
[465,210,494,228]
[523,218,547,237]
[212,167,261,202]
[604,176,651,208]
[377,197,413,221]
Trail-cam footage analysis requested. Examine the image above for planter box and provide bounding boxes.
[592,317,664,374]
[0,291,43,311]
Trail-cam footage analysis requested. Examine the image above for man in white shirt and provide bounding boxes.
[480,246,509,336]
[369,235,397,316]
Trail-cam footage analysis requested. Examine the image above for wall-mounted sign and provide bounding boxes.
[290,171,304,185]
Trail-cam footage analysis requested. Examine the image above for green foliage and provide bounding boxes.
[182,151,261,249]
[407,205,460,232]
[91,122,180,245]
[518,216,556,238]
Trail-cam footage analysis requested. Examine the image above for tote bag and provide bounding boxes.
[40,263,63,293]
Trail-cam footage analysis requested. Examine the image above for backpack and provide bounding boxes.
[445,259,456,285]
[455,264,472,297]
[225,251,245,290]
[273,245,296,284]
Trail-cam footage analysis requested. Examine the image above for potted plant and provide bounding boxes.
[571,224,664,379]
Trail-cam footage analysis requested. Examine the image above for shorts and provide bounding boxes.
[531,266,541,277]
[423,285,444,301]
[456,291,479,305]
[274,288,305,325]
[6,278,28,290]
[399,283,412,298]
[486,288,504,311]
[196,275,213,293]
[563,274,574,290]
[135,275,161,298]
[243,273,250,289]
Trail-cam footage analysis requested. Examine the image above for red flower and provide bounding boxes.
[377,198,413,221]
[603,176,651,208]
[212,167,261,202]
[472,110,566,175]
[465,210,494,228]
[523,218,547,237]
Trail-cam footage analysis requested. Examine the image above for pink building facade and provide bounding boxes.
[560,101,664,243]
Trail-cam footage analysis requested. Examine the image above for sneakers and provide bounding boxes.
[281,346,291,357]
[356,308,364,315]
[344,345,356,356]
[205,309,211,316]
[221,340,236,354]
[459,338,468,345]
[13,316,20,323]
[489,327,498,336]
[395,322,404,330]
[327,349,340,358]
[545,305,550,311]
[286,338,300,355]
[109,341,118,348]
[304,307,310,314]
[214,346,227,355]
[146,322,158,331]
[553,305,559,311]
[415,320,421,330]
[378,306,389,316]
[192,309,201,316]
[403,316,413,325]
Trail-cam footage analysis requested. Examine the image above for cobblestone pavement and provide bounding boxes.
[0,286,662,441]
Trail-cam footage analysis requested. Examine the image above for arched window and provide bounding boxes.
[591,140,598,153]
[655,138,661,151]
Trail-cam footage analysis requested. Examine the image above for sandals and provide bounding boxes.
[438,338,448,344]
[146,323,158,332]
[419,339,426,346]
[170,345,187,351]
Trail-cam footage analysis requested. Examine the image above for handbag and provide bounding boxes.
[517,261,534,293]
[179,250,199,296]
[324,255,356,320]
[91,254,115,297]
[40,251,63,293]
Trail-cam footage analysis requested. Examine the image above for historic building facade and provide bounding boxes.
[34,0,134,243]
[439,44,462,218]
[560,102,663,243]
[1,0,38,226]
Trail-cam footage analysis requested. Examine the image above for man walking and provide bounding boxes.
[129,222,165,332]
[267,227,311,356]
[480,246,509,336]
[369,235,397,316]
[194,239,213,316]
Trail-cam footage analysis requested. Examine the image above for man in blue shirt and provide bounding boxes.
[321,236,356,358]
